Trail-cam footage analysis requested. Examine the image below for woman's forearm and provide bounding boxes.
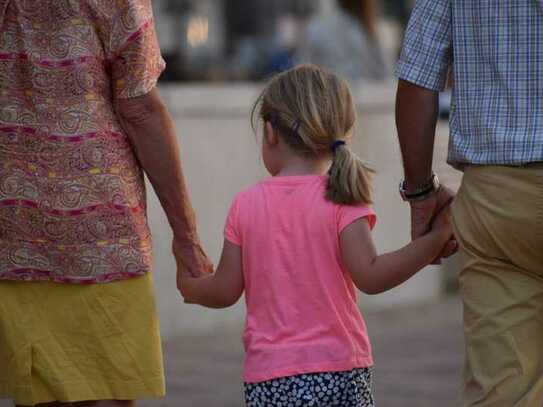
[115,88,198,242]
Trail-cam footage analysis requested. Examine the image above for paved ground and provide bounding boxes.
[138,297,464,407]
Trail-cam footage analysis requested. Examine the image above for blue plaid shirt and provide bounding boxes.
[397,0,543,168]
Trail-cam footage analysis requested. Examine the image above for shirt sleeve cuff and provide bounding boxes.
[224,231,242,247]
[338,208,377,234]
[395,59,447,92]
[114,58,166,99]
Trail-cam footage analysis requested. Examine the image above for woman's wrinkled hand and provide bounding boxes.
[172,237,213,291]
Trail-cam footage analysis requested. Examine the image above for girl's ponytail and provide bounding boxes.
[326,144,374,205]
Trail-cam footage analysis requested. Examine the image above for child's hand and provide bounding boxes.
[175,240,243,309]
[431,203,454,242]
[178,275,198,304]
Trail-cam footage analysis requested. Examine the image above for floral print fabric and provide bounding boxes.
[0,0,165,283]
[244,368,375,406]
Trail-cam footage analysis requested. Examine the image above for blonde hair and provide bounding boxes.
[251,64,374,205]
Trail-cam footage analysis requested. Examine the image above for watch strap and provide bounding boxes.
[400,173,440,202]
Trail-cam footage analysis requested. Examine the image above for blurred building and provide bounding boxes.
[153,0,393,81]
[154,0,315,80]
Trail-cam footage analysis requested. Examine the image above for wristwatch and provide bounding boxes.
[399,173,441,202]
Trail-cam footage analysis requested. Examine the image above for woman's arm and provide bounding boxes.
[340,206,453,295]
[115,88,212,281]
[179,240,244,309]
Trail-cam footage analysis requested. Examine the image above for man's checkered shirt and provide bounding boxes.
[397,0,543,168]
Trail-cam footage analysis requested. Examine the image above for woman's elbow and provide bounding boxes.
[115,89,166,126]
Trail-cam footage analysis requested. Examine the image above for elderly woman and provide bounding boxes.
[0,1,211,406]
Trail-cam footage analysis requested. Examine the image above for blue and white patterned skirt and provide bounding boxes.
[244,368,374,406]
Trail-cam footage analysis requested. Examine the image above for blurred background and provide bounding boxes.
[153,0,406,82]
[0,1,461,407]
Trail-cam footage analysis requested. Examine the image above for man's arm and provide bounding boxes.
[395,0,456,258]
[115,88,212,282]
[395,0,452,187]
[395,80,438,189]
[396,80,457,260]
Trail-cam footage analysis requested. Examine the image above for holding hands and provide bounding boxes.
[410,185,457,261]
[173,236,213,290]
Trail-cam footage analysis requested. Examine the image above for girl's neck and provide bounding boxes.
[275,155,332,177]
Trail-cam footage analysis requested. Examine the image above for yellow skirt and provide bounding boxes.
[0,273,165,406]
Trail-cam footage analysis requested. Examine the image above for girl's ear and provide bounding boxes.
[264,121,279,147]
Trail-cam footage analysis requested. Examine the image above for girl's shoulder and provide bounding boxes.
[336,203,377,232]
[231,181,265,202]
[227,182,266,216]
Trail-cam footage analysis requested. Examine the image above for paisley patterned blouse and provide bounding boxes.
[0,0,165,283]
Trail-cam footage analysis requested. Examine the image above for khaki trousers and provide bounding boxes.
[452,165,543,407]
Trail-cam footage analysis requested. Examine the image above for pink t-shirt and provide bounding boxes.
[225,175,377,383]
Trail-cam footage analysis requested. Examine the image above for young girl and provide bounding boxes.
[179,64,453,406]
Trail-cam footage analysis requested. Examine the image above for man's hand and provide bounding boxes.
[172,237,213,290]
[410,185,458,262]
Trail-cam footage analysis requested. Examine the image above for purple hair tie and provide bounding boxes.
[268,111,278,127]
[291,119,301,136]
[331,140,346,153]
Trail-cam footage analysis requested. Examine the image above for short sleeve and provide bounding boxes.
[337,205,377,234]
[106,0,166,99]
[396,0,452,92]
[224,196,242,246]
